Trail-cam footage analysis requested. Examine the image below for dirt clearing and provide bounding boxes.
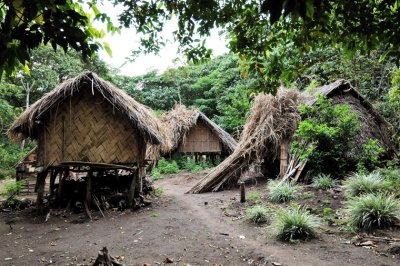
[0,171,399,265]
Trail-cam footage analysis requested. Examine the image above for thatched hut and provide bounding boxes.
[8,71,163,212]
[158,105,237,162]
[188,80,394,193]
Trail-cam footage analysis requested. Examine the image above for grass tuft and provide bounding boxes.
[270,205,319,242]
[267,181,300,203]
[345,193,400,232]
[312,173,336,189]
[343,172,391,197]
[246,205,269,224]
[247,191,262,204]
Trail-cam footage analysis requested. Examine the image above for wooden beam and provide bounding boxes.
[57,169,68,207]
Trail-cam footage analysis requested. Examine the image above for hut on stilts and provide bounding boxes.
[188,80,394,193]
[8,71,163,214]
[156,105,237,164]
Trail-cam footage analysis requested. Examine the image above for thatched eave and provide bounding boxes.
[8,71,163,145]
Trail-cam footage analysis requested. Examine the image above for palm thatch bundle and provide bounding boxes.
[8,71,163,145]
[188,89,302,193]
[159,104,237,155]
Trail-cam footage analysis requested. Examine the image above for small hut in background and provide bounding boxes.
[189,80,394,193]
[8,71,163,213]
[158,105,237,163]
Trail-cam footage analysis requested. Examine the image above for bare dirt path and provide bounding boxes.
[0,171,398,265]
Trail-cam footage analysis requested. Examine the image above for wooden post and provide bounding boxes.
[86,170,93,208]
[57,169,68,207]
[49,169,58,196]
[239,181,246,203]
[279,139,290,178]
[127,170,137,208]
[36,169,48,214]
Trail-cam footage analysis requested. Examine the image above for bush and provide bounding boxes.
[343,172,391,197]
[157,158,180,174]
[356,139,385,173]
[247,191,262,204]
[154,187,164,197]
[290,96,360,177]
[246,205,269,224]
[312,174,336,189]
[377,168,400,196]
[270,205,319,241]
[346,193,400,232]
[151,169,162,180]
[0,180,25,204]
[267,181,300,203]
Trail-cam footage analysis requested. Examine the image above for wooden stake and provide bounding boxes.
[57,169,67,207]
[239,181,246,203]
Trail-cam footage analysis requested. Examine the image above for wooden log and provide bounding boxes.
[36,169,48,214]
[86,170,93,208]
[93,247,124,266]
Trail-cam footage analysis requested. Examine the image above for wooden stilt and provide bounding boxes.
[49,169,58,196]
[86,170,93,208]
[57,169,68,207]
[279,139,290,178]
[36,169,48,214]
[127,171,137,208]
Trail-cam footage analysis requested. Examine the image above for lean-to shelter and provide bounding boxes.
[188,80,394,193]
[8,71,163,212]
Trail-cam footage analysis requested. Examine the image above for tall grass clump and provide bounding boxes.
[268,181,300,203]
[246,205,269,224]
[270,205,319,241]
[346,193,400,232]
[247,191,262,204]
[343,172,391,197]
[312,174,336,189]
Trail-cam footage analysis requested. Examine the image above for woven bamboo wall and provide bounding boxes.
[37,88,140,166]
[178,120,222,153]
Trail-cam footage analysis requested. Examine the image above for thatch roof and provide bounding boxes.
[302,79,393,153]
[188,89,302,193]
[8,71,163,145]
[189,79,394,193]
[302,79,388,126]
[160,105,237,155]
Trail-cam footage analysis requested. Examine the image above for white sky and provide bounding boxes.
[94,3,229,77]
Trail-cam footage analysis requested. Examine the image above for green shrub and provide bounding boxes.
[356,139,385,173]
[180,156,213,172]
[247,191,262,204]
[343,172,391,197]
[346,193,400,232]
[377,168,400,196]
[154,187,164,197]
[156,158,180,174]
[312,174,336,189]
[0,180,25,204]
[267,181,300,203]
[151,169,162,180]
[270,205,319,241]
[291,96,360,177]
[246,205,269,224]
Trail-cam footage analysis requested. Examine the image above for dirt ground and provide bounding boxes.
[1,171,400,266]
